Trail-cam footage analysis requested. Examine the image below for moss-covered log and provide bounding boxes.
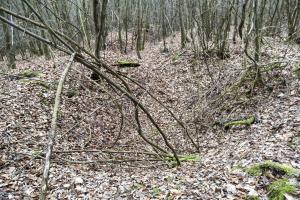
[246,161,300,177]
[166,154,200,167]
[114,60,140,68]
[224,115,255,129]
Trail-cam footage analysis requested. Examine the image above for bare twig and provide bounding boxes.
[54,158,163,164]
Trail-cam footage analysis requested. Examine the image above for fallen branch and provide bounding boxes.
[0,1,183,168]
[113,60,141,68]
[40,53,76,200]
[53,149,165,157]
[54,158,164,164]
[224,115,256,130]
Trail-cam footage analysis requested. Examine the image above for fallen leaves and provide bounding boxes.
[0,35,300,199]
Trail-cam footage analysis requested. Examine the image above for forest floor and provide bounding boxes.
[1,36,300,199]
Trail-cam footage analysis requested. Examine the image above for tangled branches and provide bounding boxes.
[0,1,199,198]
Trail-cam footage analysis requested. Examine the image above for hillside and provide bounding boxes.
[1,35,299,199]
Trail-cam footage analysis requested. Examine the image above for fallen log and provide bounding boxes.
[224,115,256,130]
[113,60,141,68]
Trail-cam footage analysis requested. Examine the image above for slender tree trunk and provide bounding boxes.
[239,0,250,39]
[161,0,168,52]
[92,0,108,80]
[233,0,239,44]
[178,0,186,48]
[116,0,123,53]
[136,0,142,59]
[0,10,16,68]
[124,0,129,54]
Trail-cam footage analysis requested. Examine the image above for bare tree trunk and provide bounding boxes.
[178,0,186,48]
[239,0,250,39]
[124,0,128,53]
[0,10,16,68]
[92,0,108,80]
[116,0,123,53]
[233,0,239,44]
[136,0,142,59]
[161,0,168,52]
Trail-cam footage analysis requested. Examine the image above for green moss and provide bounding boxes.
[247,164,263,176]
[166,154,200,167]
[224,116,255,129]
[117,60,140,68]
[179,154,200,162]
[268,178,297,200]
[245,195,260,200]
[246,161,300,177]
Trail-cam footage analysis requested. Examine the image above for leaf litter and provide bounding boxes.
[0,36,300,199]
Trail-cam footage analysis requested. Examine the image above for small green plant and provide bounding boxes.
[268,178,297,200]
[246,161,300,177]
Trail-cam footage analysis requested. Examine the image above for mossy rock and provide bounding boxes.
[268,178,298,200]
[224,116,256,130]
[116,60,140,68]
[246,161,300,177]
